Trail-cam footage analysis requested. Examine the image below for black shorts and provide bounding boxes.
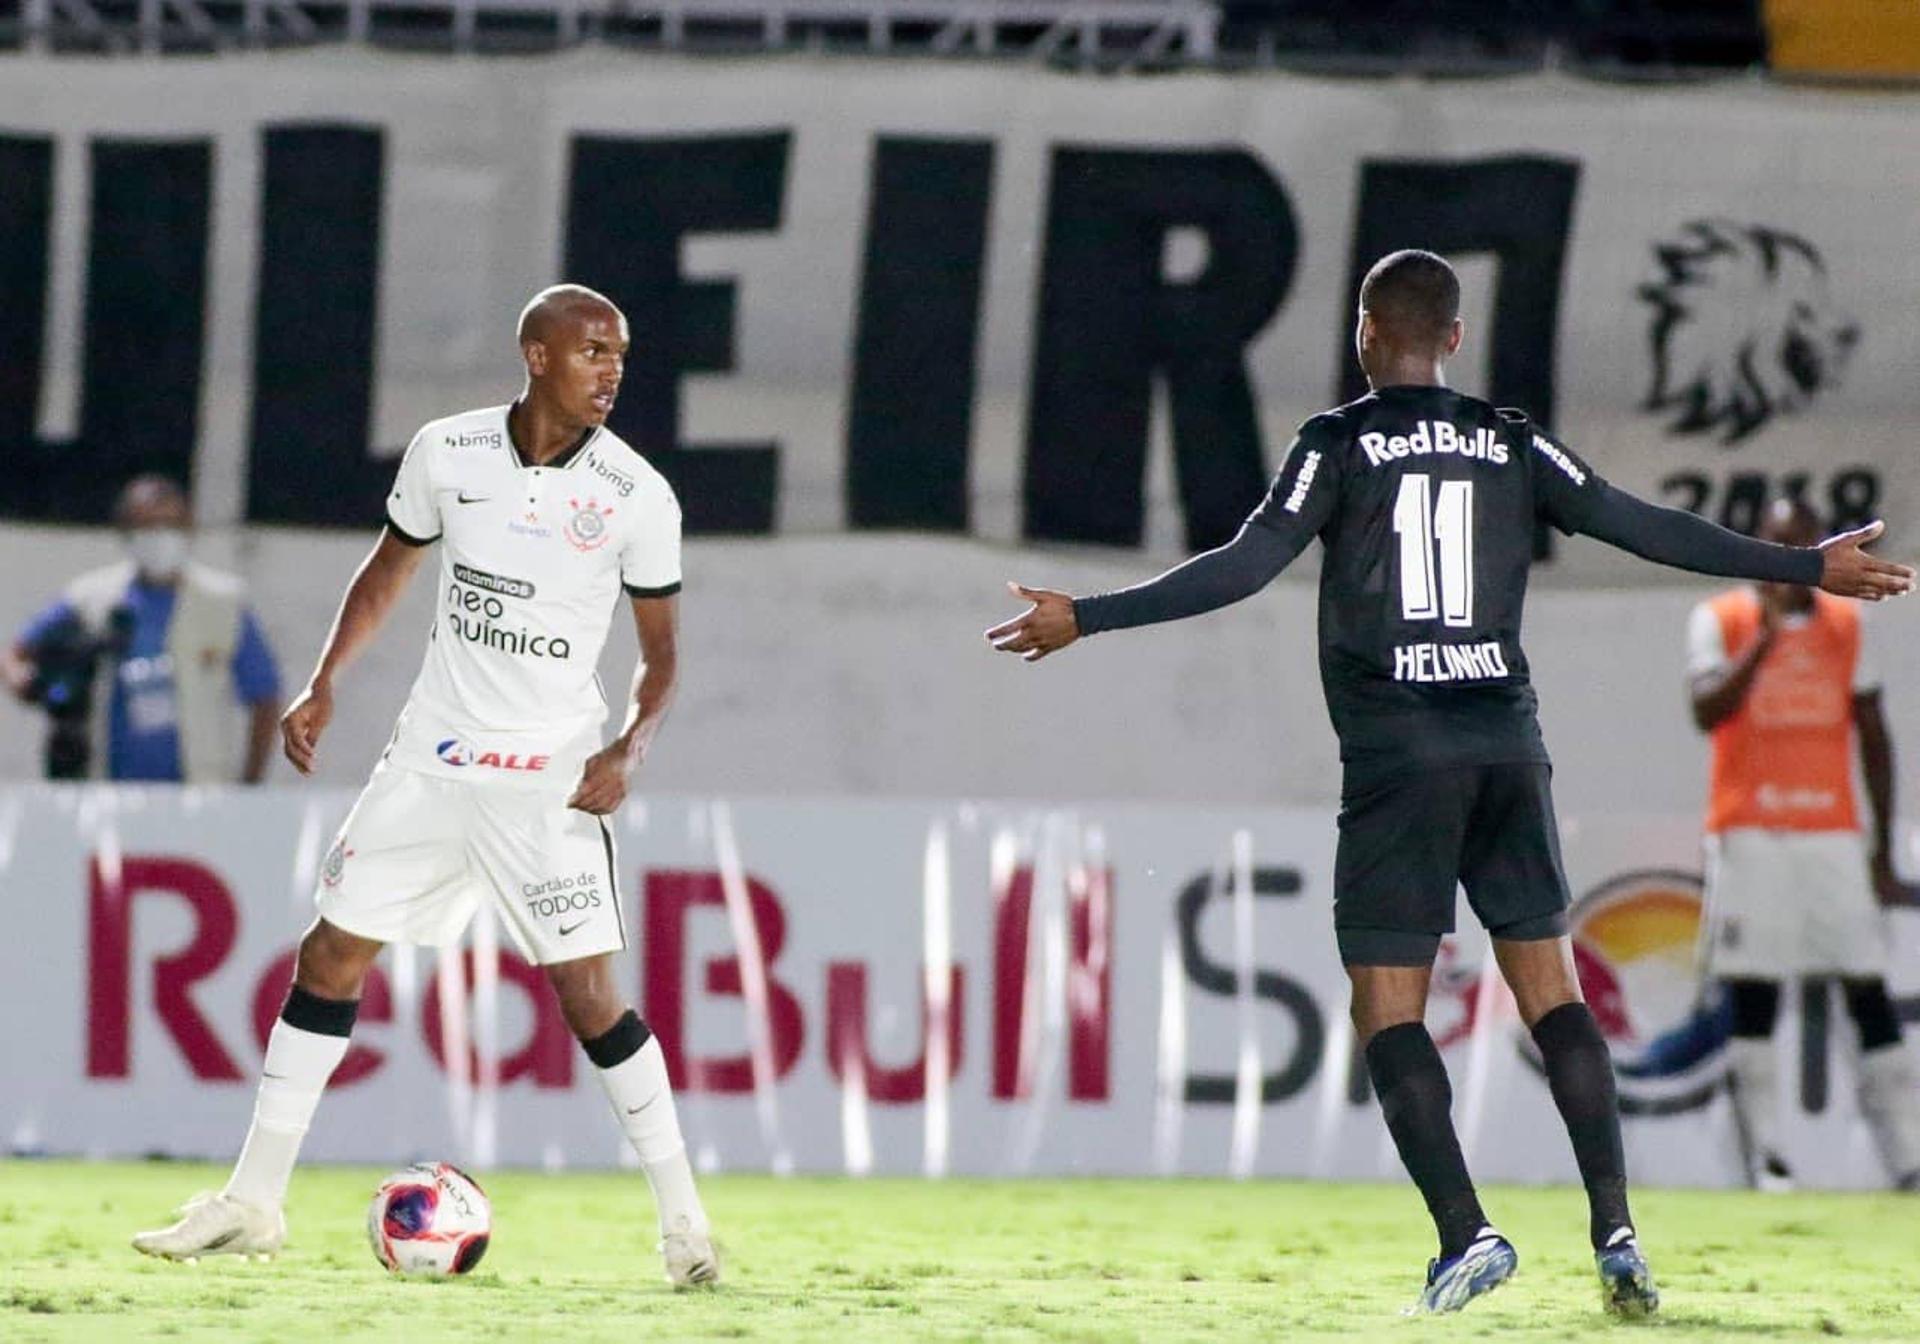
[1333,761,1570,967]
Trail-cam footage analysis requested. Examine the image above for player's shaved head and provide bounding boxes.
[516,284,624,348]
[1360,250,1460,349]
[513,283,629,434]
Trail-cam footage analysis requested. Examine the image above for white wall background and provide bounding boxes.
[7,524,1920,849]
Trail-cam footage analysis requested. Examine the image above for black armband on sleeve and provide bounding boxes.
[385,518,439,547]
[1072,523,1299,636]
[1577,483,1823,585]
[622,580,682,599]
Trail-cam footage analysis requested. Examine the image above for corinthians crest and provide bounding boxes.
[321,840,353,887]
[1638,220,1859,445]
[563,497,614,552]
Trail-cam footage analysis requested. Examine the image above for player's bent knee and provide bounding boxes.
[1345,962,1433,1044]
[293,919,384,1000]
[1491,931,1582,1027]
[543,955,629,1041]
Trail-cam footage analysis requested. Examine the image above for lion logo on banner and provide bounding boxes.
[1638,220,1858,445]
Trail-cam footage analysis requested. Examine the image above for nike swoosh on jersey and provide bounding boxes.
[456,491,491,504]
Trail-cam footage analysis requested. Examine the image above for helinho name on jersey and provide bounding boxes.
[1359,419,1510,469]
[1392,640,1512,684]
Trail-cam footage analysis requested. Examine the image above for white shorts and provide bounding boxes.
[1701,828,1887,978]
[316,762,625,965]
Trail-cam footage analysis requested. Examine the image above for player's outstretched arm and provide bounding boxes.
[569,593,678,815]
[985,522,1298,663]
[281,529,428,775]
[1573,484,1914,599]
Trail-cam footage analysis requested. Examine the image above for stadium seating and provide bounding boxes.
[0,0,1828,74]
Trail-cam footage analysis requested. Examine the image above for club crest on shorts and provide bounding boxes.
[321,840,354,887]
[564,497,614,552]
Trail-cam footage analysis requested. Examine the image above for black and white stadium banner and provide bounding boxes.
[0,56,1915,579]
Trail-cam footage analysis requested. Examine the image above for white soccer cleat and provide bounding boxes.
[660,1217,720,1288]
[132,1192,285,1263]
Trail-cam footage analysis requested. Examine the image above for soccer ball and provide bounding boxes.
[367,1162,492,1276]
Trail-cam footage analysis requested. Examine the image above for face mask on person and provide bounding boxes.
[126,528,191,582]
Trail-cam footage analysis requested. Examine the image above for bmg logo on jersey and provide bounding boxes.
[586,454,635,498]
[435,738,550,772]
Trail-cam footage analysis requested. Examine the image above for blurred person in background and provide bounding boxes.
[1689,496,1920,1191]
[1,474,282,783]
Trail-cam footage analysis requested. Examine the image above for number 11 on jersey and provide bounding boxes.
[1393,475,1474,627]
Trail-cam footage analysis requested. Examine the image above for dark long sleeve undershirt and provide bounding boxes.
[1074,522,1301,636]
[1570,482,1822,585]
[1073,481,1822,637]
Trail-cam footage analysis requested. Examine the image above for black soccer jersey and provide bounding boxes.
[1074,383,1820,783]
[1247,386,1596,777]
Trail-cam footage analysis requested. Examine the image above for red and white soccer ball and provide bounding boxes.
[367,1162,492,1277]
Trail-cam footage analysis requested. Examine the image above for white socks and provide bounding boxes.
[1857,1044,1920,1182]
[594,1036,708,1236]
[223,1019,351,1210]
[226,1003,707,1235]
[1726,1036,1782,1177]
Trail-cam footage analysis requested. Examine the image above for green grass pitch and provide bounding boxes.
[3,1161,1917,1342]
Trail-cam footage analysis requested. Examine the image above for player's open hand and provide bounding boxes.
[1816,520,1915,601]
[280,681,333,775]
[985,582,1080,663]
[568,743,634,815]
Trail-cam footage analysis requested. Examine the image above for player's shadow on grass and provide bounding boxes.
[1647,1309,1849,1336]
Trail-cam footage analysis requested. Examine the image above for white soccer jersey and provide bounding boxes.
[380,403,681,789]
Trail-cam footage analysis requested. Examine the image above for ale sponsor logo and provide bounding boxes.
[435,738,550,772]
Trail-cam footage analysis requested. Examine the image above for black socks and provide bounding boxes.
[1532,1001,1634,1249]
[581,1009,653,1069]
[1365,1022,1486,1260]
[281,984,359,1038]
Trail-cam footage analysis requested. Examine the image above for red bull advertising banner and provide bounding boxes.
[2,785,1916,1187]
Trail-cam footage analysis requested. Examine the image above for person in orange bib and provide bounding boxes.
[1689,497,1920,1191]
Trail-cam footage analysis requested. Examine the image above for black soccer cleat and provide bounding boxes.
[1595,1228,1659,1319]
[1410,1228,1518,1314]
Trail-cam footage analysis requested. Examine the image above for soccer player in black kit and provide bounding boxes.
[986,251,1913,1317]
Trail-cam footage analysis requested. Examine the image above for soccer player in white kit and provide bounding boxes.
[133,285,719,1285]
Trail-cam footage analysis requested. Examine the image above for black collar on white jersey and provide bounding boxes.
[505,400,598,470]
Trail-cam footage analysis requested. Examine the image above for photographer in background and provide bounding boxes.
[1,475,283,783]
